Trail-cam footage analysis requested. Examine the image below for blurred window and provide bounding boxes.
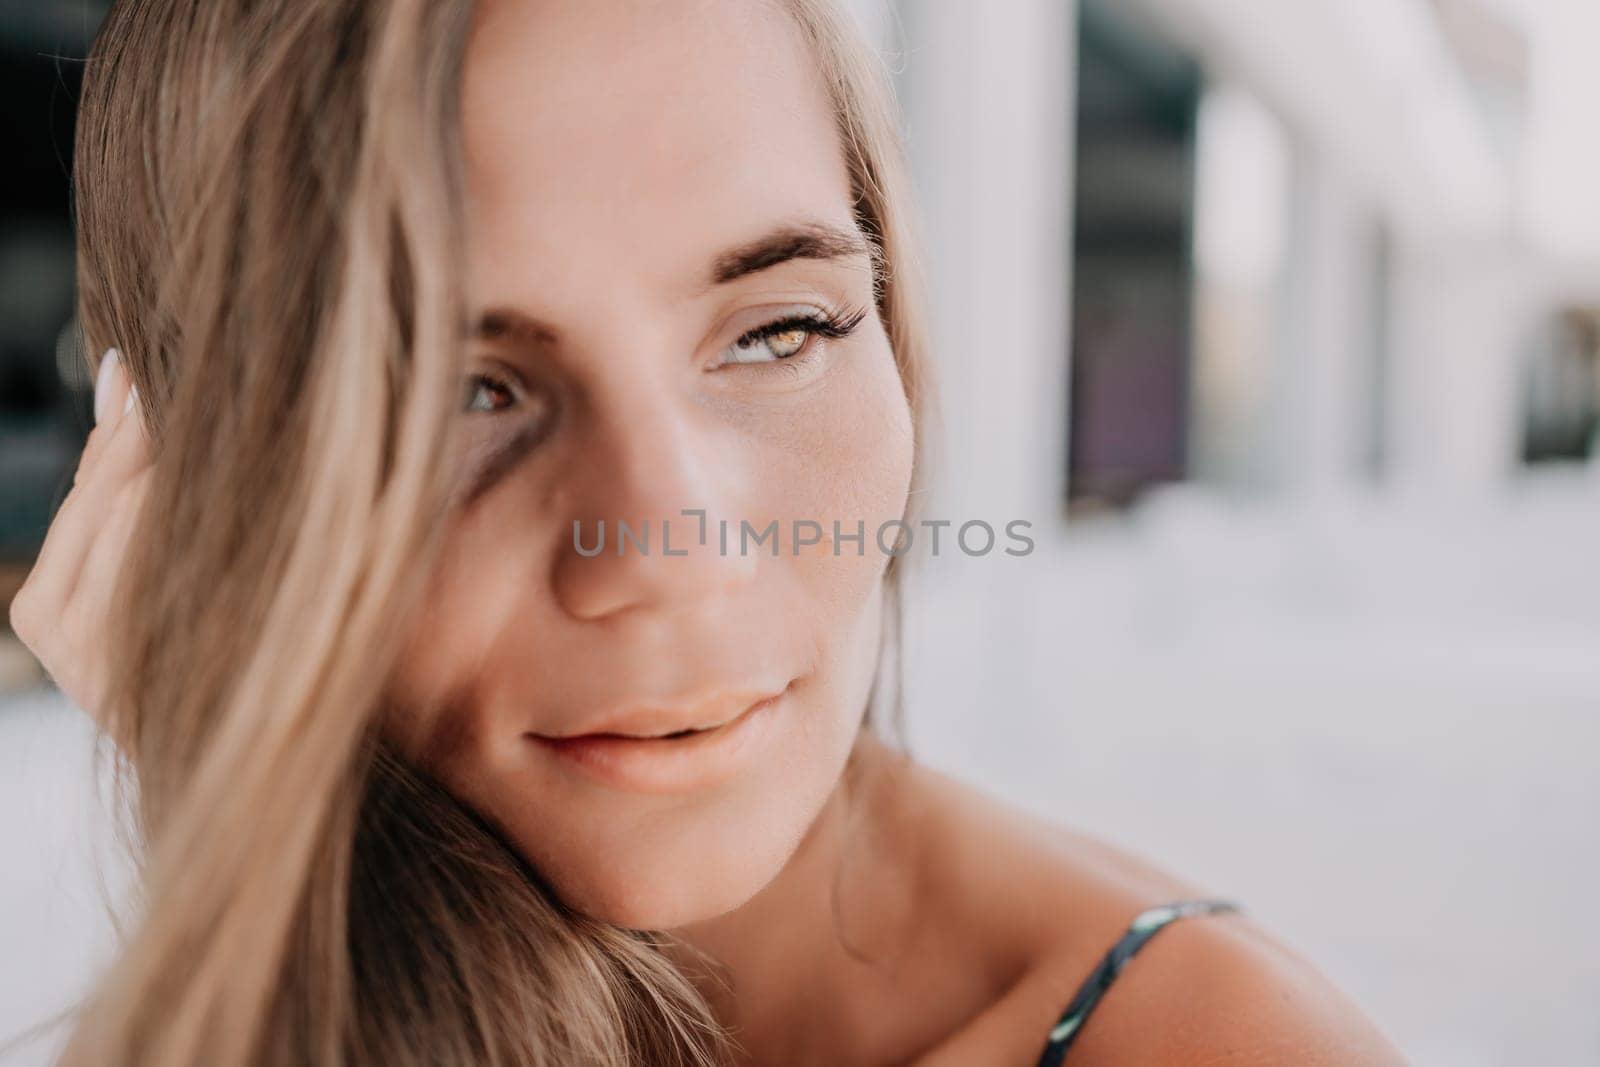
[1066,0,1201,513]
[1188,85,1291,493]
[1521,308,1600,464]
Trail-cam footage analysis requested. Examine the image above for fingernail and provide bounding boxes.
[125,385,138,417]
[94,347,122,426]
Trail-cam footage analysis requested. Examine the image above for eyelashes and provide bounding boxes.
[461,371,520,414]
[462,304,870,414]
[715,304,868,375]
[730,306,869,355]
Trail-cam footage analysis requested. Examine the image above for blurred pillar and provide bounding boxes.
[1274,154,1386,496]
[1387,243,1530,495]
[891,0,1079,779]
[895,0,1077,535]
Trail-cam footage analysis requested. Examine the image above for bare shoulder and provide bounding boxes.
[886,756,1405,1066]
[1055,902,1409,1065]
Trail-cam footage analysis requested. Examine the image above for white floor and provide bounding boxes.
[903,475,1600,1066]
[0,692,128,1067]
[3,476,1598,1065]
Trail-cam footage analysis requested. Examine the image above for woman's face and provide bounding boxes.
[384,0,914,929]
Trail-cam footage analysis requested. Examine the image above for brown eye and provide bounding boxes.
[763,327,808,358]
[716,307,865,370]
[462,372,518,414]
[721,323,815,365]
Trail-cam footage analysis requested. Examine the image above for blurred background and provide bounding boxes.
[1,0,1596,1064]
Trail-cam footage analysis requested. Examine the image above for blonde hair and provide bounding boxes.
[61,0,932,1063]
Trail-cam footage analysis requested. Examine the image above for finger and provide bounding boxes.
[57,473,153,724]
[76,349,144,488]
[74,423,112,490]
[16,490,96,621]
[92,347,125,428]
[41,415,150,617]
[61,465,153,612]
[42,470,150,712]
[76,468,151,602]
[25,403,152,626]
[84,384,152,492]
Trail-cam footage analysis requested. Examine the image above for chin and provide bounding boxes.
[531,797,807,930]
[560,852,784,932]
[517,726,852,931]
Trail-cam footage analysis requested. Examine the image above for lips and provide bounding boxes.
[537,686,788,742]
[529,683,792,794]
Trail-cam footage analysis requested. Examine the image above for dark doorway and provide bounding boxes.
[1067,0,1202,512]
[0,2,109,563]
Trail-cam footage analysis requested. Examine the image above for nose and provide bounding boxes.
[551,398,758,622]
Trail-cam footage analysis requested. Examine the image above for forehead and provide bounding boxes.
[459,0,857,310]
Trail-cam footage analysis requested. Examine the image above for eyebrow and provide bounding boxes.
[470,221,877,344]
[473,308,557,347]
[709,221,875,285]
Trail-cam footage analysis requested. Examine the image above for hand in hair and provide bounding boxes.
[9,347,152,727]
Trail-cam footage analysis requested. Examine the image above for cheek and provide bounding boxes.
[381,509,557,765]
[781,331,916,597]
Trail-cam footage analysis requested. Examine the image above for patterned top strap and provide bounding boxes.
[1035,898,1241,1067]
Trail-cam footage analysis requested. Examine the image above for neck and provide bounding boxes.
[665,729,925,1065]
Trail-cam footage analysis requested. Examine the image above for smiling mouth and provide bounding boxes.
[642,725,706,740]
[536,683,790,743]
[528,686,791,794]
[543,695,772,743]
[582,723,718,741]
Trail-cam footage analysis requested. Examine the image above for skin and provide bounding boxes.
[13,0,1411,1063]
